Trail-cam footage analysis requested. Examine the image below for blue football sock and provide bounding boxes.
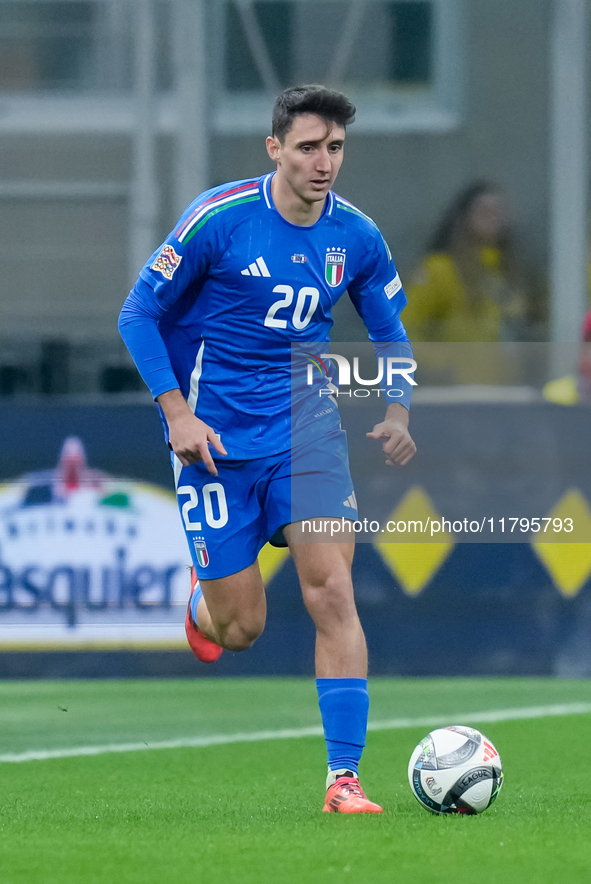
[190,580,203,626]
[316,677,369,776]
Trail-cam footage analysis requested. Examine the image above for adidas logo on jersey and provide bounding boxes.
[343,492,357,509]
[241,257,271,277]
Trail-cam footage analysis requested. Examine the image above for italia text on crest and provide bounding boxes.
[193,537,210,568]
[325,248,346,287]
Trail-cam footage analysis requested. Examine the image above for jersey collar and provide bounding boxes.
[261,172,335,225]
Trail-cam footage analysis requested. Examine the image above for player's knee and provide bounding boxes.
[302,572,356,625]
[219,617,265,652]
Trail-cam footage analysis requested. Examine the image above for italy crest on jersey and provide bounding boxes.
[325,249,346,287]
[193,538,209,568]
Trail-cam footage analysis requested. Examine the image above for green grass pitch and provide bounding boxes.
[1,677,591,884]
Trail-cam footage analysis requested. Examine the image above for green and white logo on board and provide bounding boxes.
[325,248,346,287]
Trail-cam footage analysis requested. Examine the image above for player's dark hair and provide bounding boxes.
[272,85,356,142]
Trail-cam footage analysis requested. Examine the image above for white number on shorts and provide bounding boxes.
[177,483,228,531]
[177,485,202,531]
[264,285,319,330]
[202,482,228,529]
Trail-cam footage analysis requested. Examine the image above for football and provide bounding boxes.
[408,725,503,815]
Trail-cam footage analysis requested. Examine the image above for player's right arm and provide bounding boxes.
[118,189,227,473]
[156,389,226,475]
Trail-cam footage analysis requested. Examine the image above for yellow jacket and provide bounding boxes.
[403,248,517,342]
[402,248,527,384]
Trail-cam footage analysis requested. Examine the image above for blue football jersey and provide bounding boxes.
[119,172,410,458]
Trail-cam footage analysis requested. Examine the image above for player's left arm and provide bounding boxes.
[348,232,417,466]
[366,401,416,466]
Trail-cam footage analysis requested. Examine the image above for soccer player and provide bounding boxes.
[119,85,416,814]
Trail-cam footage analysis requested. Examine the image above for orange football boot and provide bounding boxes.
[323,775,383,814]
[185,567,223,663]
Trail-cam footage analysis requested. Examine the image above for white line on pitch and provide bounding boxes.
[1,701,590,765]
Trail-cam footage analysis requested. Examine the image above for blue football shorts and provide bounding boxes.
[174,429,358,580]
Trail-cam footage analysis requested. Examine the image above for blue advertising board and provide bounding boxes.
[0,397,590,677]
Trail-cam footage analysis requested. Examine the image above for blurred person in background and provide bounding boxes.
[402,182,539,344]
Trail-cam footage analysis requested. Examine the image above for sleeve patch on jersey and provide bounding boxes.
[384,273,402,299]
[151,245,182,280]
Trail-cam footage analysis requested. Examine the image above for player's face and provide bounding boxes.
[267,114,346,205]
